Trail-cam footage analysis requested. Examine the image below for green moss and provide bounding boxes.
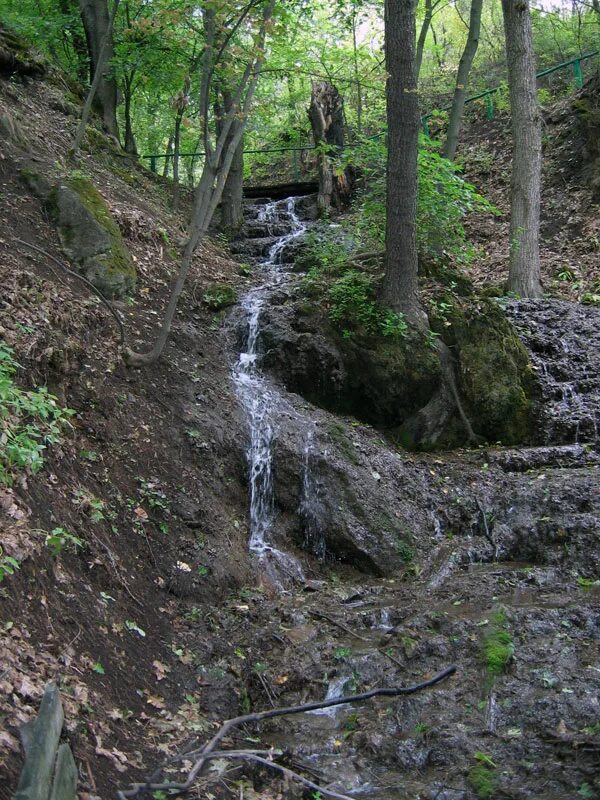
[482,610,514,677]
[202,283,237,310]
[66,174,135,285]
[468,765,497,799]
[447,300,533,444]
[327,422,359,464]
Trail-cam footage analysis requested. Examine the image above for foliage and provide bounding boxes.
[202,283,238,311]
[0,547,20,583]
[327,271,408,339]
[45,527,83,556]
[468,764,497,799]
[0,344,74,486]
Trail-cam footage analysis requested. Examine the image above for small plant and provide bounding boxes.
[333,646,352,660]
[0,344,74,486]
[0,547,20,582]
[468,764,496,799]
[45,527,83,556]
[202,283,237,310]
[482,610,514,677]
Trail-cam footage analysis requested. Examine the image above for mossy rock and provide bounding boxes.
[0,24,46,78]
[46,174,136,298]
[449,300,533,444]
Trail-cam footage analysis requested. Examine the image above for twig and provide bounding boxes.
[308,609,371,642]
[118,749,354,800]
[117,666,456,798]
[15,238,126,345]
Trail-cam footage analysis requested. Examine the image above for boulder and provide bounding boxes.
[46,176,136,298]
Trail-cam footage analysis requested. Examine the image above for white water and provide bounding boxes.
[233,197,309,585]
[306,676,351,717]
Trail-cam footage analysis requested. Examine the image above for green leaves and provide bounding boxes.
[0,344,74,487]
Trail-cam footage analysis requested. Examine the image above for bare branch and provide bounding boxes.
[15,238,125,345]
[116,666,456,798]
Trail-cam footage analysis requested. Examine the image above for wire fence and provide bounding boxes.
[140,49,599,182]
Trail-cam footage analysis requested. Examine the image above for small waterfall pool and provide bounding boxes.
[232,196,312,586]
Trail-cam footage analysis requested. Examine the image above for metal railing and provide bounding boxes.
[140,49,599,175]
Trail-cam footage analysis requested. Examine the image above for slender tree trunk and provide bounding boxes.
[59,0,88,82]
[502,0,543,298]
[72,0,120,157]
[78,0,119,140]
[124,0,275,366]
[351,9,363,134]
[415,0,433,81]
[382,0,427,330]
[123,71,137,155]
[172,76,191,210]
[442,0,483,161]
[163,133,174,178]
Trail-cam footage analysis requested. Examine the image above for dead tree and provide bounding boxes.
[308,81,353,214]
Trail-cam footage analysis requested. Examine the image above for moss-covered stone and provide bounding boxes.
[450,300,533,444]
[45,174,136,298]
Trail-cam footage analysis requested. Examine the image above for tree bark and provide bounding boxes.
[217,89,244,230]
[501,0,543,298]
[382,0,427,330]
[123,70,137,155]
[442,0,483,161]
[308,81,353,214]
[172,77,191,211]
[415,0,433,81]
[78,0,119,140]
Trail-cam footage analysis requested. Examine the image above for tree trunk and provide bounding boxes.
[163,133,174,178]
[501,0,543,298]
[59,0,88,83]
[78,0,119,140]
[382,0,427,330]
[442,0,483,161]
[308,81,353,214]
[217,90,244,230]
[415,0,433,81]
[123,71,137,155]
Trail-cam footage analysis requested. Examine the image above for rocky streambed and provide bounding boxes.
[174,195,599,799]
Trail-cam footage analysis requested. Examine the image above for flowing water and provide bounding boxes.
[232,197,311,586]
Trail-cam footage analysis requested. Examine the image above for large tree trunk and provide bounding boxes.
[308,81,353,214]
[122,71,137,155]
[382,0,427,330]
[442,0,483,161]
[78,0,119,140]
[217,90,244,230]
[501,0,543,298]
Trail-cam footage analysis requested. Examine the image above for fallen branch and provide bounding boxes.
[16,238,125,345]
[117,665,456,798]
[308,609,371,642]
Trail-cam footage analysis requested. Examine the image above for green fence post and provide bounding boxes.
[485,92,494,120]
[150,156,157,173]
[573,59,583,89]
[422,116,430,137]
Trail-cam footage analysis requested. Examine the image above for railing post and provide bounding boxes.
[421,116,430,137]
[485,92,494,120]
[573,59,583,89]
[150,156,157,173]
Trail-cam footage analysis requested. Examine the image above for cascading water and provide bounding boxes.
[233,197,310,585]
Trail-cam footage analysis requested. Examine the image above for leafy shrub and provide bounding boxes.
[0,344,74,486]
[0,547,20,583]
[326,271,407,339]
[45,527,83,556]
[202,283,237,310]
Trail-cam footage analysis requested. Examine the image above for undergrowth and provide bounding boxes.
[0,344,74,486]
[482,610,514,677]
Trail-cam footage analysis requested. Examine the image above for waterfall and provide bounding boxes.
[232,197,310,586]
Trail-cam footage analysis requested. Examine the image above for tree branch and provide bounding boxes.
[15,238,125,345]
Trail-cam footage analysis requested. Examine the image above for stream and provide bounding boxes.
[232,196,312,587]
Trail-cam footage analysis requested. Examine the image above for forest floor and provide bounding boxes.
[0,63,599,800]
